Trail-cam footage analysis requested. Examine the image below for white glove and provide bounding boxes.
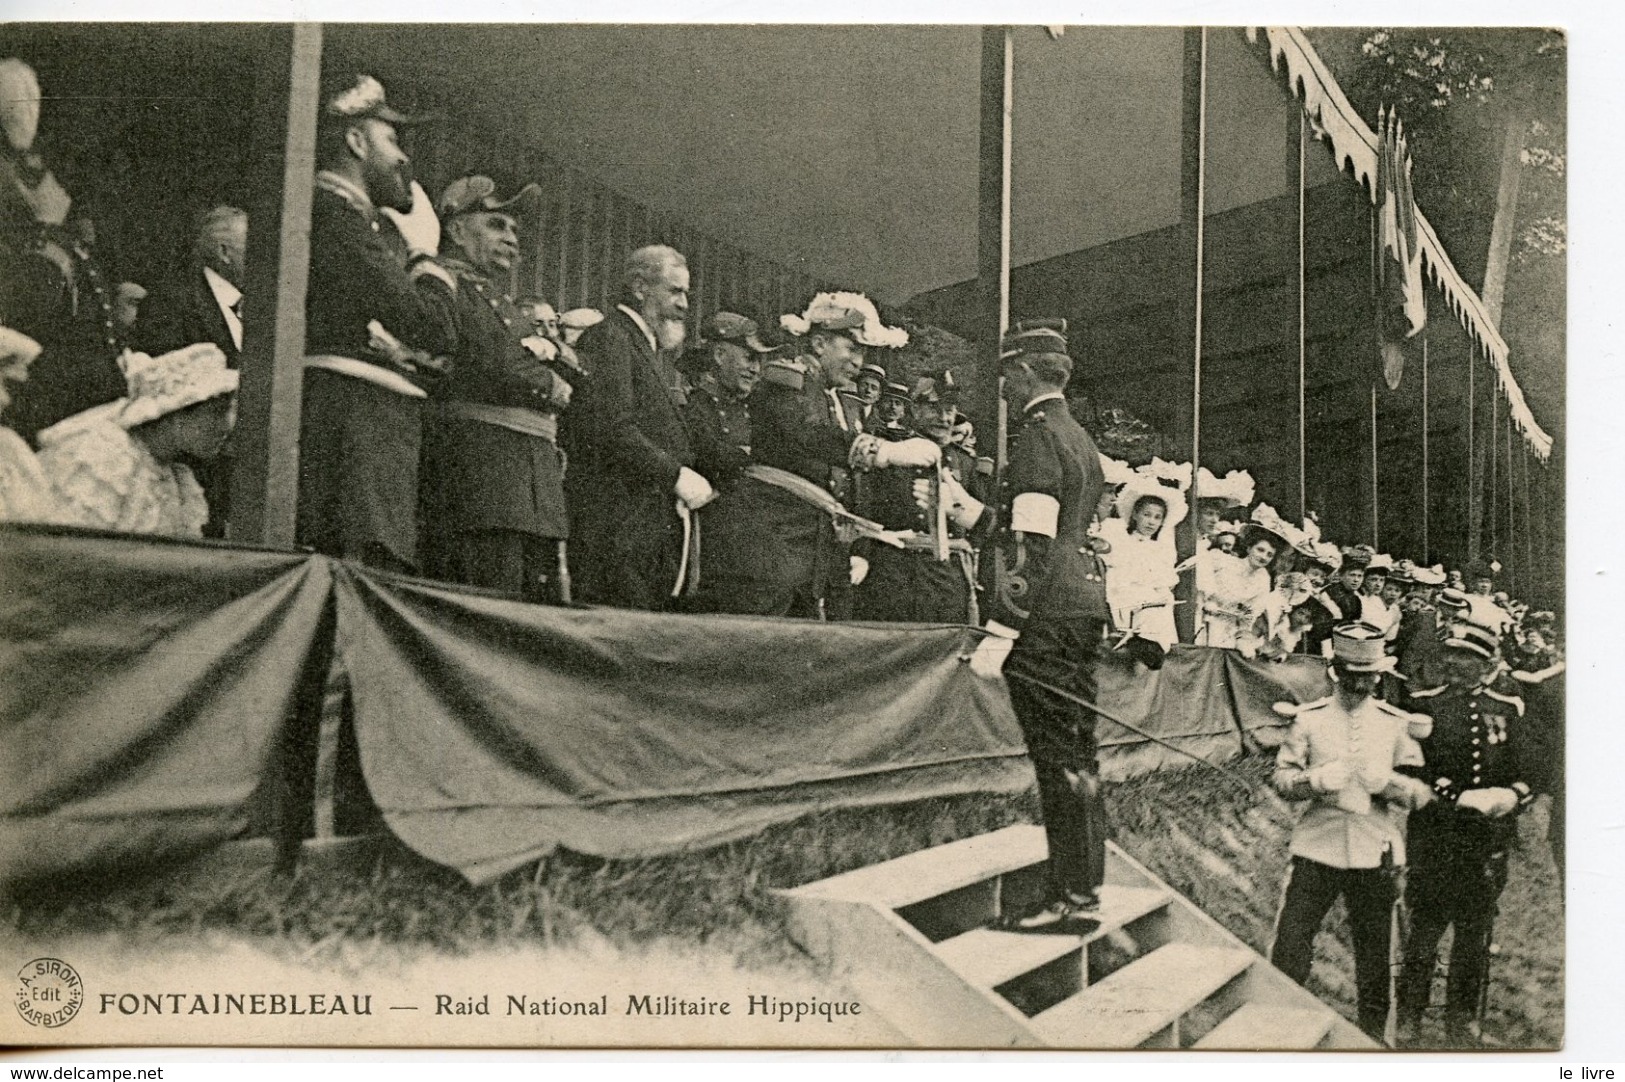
[849,555,870,587]
[939,468,986,529]
[970,635,1014,678]
[547,374,573,409]
[1378,774,1435,809]
[521,334,560,361]
[1308,761,1351,794]
[873,437,942,469]
[380,180,441,257]
[674,466,716,511]
[1456,787,1518,818]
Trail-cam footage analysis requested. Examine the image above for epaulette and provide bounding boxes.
[1272,695,1331,718]
[1374,698,1433,739]
[1483,687,1526,717]
[1407,685,1447,700]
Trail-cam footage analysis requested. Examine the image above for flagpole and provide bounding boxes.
[1421,329,1429,562]
[1490,385,1499,564]
[1466,352,1475,565]
[1297,109,1308,523]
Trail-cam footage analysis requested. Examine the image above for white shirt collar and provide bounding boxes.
[202,265,243,350]
[616,303,658,354]
[1024,391,1066,413]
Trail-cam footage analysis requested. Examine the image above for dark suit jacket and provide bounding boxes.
[130,267,239,364]
[561,306,694,606]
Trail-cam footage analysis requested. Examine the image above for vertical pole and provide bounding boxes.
[1366,204,1379,550]
[1466,353,1476,564]
[975,26,1013,442]
[1172,27,1208,644]
[1506,417,1516,591]
[1521,441,1534,601]
[1490,386,1499,564]
[1421,331,1430,562]
[1370,384,1380,549]
[229,23,323,548]
[554,169,573,311]
[1296,109,1308,523]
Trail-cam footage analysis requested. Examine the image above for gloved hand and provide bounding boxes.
[1378,774,1435,809]
[969,621,1019,678]
[1456,786,1518,818]
[939,468,985,528]
[849,555,870,587]
[673,466,716,511]
[521,334,560,361]
[380,180,441,257]
[1308,760,1351,794]
[874,437,942,469]
[546,373,573,409]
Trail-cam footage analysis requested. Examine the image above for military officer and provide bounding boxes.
[1269,623,1436,1044]
[871,381,912,440]
[969,321,1113,932]
[1,60,126,442]
[298,75,459,573]
[1396,610,1535,1047]
[417,175,573,603]
[850,371,984,625]
[680,311,771,485]
[695,293,938,618]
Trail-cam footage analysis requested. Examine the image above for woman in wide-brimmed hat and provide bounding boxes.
[1097,473,1186,669]
[37,343,237,537]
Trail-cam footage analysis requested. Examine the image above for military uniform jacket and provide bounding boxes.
[304,176,457,365]
[1,227,126,441]
[420,256,570,539]
[1274,696,1428,868]
[683,384,752,485]
[1403,679,1533,845]
[987,395,1108,629]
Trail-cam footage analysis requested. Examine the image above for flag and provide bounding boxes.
[1376,106,1426,389]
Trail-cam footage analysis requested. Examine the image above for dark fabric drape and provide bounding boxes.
[332,566,1032,883]
[0,525,332,890]
[4,530,1340,889]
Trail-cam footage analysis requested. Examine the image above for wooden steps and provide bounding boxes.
[933,884,1169,991]
[777,829,1374,1050]
[1193,1002,1336,1050]
[1032,943,1253,1048]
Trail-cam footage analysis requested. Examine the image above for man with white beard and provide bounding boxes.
[561,244,715,610]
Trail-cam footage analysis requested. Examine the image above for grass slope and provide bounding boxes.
[6,756,1562,1048]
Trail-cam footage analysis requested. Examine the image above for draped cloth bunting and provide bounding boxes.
[1247,26,1553,460]
[3,527,1336,890]
[0,525,333,890]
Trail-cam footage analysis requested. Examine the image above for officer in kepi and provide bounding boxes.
[418,174,574,604]
[1396,599,1535,1048]
[968,320,1112,933]
[1268,623,1436,1045]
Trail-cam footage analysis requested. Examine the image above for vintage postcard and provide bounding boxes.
[0,20,1566,1054]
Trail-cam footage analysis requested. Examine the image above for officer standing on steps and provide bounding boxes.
[1267,623,1436,1045]
[1396,604,1535,1048]
[968,320,1112,934]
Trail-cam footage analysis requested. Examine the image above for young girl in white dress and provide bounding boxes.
[1098,478,1185,670]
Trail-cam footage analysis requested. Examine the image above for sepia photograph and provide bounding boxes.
[0,19,1569,1056]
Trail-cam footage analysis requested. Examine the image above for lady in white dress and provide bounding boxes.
[37,344,237,538]
[1098,478,1185,670]
[1199,522,1284,651]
